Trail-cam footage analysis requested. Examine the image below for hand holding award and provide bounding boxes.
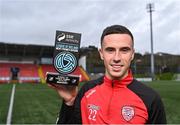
[46,30,81,105]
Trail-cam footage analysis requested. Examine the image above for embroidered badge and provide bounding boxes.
[121,106,135,121]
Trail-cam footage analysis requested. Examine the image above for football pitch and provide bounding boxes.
[0,81,180,124]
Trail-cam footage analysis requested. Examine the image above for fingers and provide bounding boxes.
[47,83,55,88]
[47,83,77,91]
[47,83,64,91]
[47,83,58,89]
[66,85,77,91]
[47,83,78,105]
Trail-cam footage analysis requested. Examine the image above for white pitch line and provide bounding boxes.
[6,84,16,125]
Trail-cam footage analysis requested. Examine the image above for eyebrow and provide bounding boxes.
[104,46,132,50]
[120,47,131,51]
[104,47,115,51]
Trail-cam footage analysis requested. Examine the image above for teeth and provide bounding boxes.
[112,65,122,69]
[113,66,121,68]
[112,65,122,67]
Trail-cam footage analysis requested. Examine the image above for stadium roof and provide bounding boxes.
[0,42,54,59]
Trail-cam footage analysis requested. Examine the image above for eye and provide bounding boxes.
[105,47,115,53]
[120,47,131,53]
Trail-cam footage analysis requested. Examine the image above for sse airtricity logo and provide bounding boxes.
[54,52,77,74]
[57,33,65,42]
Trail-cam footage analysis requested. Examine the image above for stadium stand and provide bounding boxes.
[0,63,89,84]
[0,63,11,83]
[0,42,90,84]
[18,64,40,83]
[41,64,57,78]
[0,63,40,83]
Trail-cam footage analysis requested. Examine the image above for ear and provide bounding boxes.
[131,49,135,61]
[99,48,104,60]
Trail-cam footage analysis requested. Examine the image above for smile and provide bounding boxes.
[111,64,123,70]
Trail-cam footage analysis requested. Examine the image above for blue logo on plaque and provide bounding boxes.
[54,52,77,74]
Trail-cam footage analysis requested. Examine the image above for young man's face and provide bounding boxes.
[99,34,134,80]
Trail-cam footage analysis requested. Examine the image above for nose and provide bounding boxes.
[113,51,121,63]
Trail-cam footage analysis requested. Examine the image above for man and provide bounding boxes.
[49,25,166,124]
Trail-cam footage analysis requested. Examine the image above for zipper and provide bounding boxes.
[107,80,114,119]
[112,80,114,87]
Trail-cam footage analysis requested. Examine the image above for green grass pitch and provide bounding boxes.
[146,81,180,123]
[0,81,180,124]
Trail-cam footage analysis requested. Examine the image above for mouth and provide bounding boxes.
[111,64,124,71]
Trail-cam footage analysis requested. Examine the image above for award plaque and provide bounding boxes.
[46,31,81,86]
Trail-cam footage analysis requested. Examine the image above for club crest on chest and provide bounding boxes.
[121,106,135,122]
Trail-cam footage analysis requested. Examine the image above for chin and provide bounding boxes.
[110,73,124,79]
[111,70,128,79]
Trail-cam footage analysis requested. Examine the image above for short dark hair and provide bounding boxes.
[101,25,134,47]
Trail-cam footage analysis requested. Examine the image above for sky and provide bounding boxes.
[0,0,180,55]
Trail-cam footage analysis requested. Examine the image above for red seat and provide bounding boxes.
[0,63,40,83]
